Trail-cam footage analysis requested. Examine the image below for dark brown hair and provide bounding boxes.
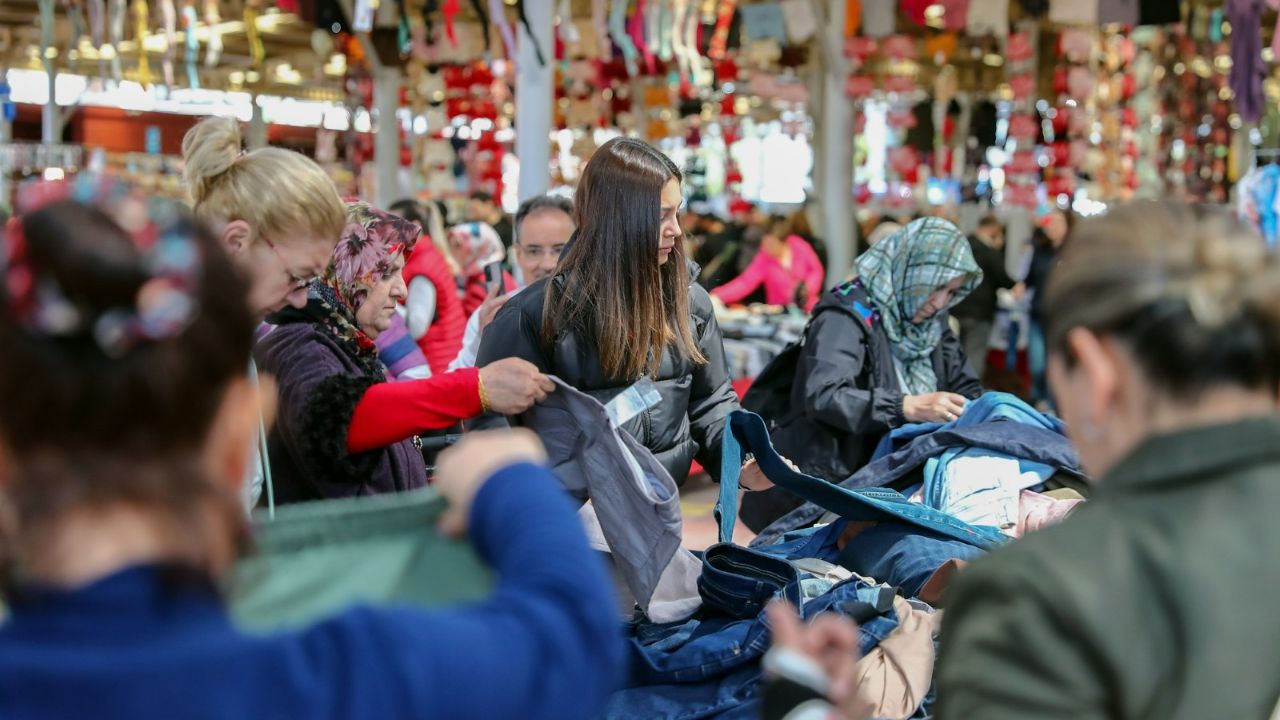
[0,200,255,581]
[1046,202,1280,399]
[543,137,705,379]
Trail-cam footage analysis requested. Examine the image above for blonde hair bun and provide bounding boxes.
[181,117,243,206]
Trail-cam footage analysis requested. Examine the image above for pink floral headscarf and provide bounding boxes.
[326,201,420,313]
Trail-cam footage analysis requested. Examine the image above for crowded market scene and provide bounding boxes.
[2,0,1280,717]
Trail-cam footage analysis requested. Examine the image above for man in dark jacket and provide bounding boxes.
[474,260,741,487]
[951,215,1014,380]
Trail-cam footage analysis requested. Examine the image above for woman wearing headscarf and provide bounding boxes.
[254,202,553,503]
[741,217,985,531]
[448,221,517,318]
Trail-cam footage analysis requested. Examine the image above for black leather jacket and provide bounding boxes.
[475,266,740,487]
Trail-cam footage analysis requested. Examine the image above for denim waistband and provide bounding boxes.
[697,543,801,620]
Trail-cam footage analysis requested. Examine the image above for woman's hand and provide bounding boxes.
[739,455,799,492]
[478,358,555,414]
[903,392,968,424]
[435,429,548,537]
[766,601,873,720]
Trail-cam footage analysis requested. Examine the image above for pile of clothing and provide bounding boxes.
[596,394,1084,719]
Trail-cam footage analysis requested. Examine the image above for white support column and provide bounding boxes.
[515,0,553,202]
[373,65,402,208]
[40,0,60,144]
[819,0,853,284]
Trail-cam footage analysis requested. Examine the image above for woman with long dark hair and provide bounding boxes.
[477,137,766,488]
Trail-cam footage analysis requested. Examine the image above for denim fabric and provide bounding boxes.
[872,391,1066,462]
[836,523,986,598]
[698,544,800,620]
[615,574,901,720]
[751,420,1081,548]
[719,412,1010,552]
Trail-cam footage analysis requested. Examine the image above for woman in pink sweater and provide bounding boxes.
[712,217,826,311]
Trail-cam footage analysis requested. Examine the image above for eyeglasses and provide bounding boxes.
[517,244,567,261]
[262,236,321,290]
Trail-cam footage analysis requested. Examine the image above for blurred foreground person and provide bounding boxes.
[938,202,1280,719]
[0,180,624,720]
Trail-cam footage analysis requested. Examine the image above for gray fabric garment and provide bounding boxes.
[863,0,897,37]
[524,378,700,623]
[580,505,702,622]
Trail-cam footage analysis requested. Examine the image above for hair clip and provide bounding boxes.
[2,175,203,357]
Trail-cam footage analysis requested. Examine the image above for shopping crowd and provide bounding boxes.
[1,116,1279,720]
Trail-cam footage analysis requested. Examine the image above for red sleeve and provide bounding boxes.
[346,368,483,453]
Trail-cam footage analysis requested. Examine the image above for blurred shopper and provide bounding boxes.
[253,202,551,503]
[952,215,1015,380]
[448,221,516,318]
[693,213,747,291]
[743,218,984,531]
[711,216,826,311]
[450,194,575,371]
[476,137,772,490]
[786,207,828,268]
[1022,207,1071,407]
[938,202,1280,720]
[0,183,624,720]
[389,198,467,376]
[468,190,514,250]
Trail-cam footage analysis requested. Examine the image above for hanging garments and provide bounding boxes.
[108,0,126,82]
[1227,0,1266,123]
[202,0,221,68]
[609,0,639,74]
[846,0,862,36]
[487,0,516,58]
[182,0,198,88]
[244,0,265,67]
[87,0,107,83]
[132,0,152,86]
[160,0,176,89]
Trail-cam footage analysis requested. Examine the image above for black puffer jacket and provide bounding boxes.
[475,266,740,487]
[740,281,981,531]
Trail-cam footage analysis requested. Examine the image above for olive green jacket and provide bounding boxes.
[936,417,1280,720]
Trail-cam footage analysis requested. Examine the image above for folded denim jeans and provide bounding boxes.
[698,543,801,620]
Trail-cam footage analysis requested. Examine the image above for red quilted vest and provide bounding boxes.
[402,240,466,375]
